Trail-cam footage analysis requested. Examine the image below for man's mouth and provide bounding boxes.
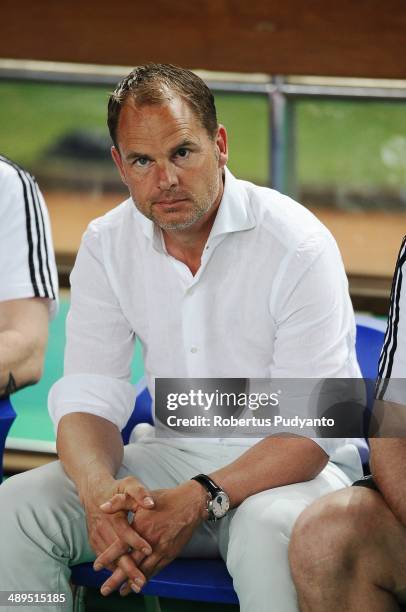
[154,198,188,207]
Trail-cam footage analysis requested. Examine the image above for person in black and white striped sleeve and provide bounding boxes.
[0,155,58,397]
[376,236,406,409]
[289,238,406,611]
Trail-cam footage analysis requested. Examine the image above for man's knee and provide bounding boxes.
[0,470,39,514]
[0,471,43,547]
[289,486,380,587]
[0,461,77,533]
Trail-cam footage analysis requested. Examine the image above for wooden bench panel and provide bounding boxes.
[2,1,406,78]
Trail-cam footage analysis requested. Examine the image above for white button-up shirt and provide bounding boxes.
[49,169,365,471]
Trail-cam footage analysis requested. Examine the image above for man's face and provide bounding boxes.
[111,96,228,231]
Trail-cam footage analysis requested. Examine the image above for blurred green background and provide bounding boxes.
[2,81,406,194]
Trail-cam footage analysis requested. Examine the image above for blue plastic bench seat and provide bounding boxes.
[0,397,16,482]
[71,558,239,605]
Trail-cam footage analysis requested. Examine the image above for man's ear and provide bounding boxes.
[216,125,228,169]
[111,146,127,185]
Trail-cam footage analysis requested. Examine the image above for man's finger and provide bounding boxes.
[130,548,145,566]
[116,479,155,509]
[99,565,127,596]
[95,509,152,559]
[112,519,152,556]
[100,490,154,513]
[105,476,155,510]
[93,536,151,571]
[100,551,148,596]
[99,493,136,513]
[100,554,146,596]
[93,539,127,571]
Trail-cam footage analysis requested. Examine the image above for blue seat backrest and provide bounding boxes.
[355,324,385,380]
[121,385,153,445]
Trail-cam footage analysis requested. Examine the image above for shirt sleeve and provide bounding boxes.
[270,230,364,464]
[376,236,406,404]
[48,223,136,432]
[0,158,58,317]
[270,231,359,378]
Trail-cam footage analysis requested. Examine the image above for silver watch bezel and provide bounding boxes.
[208,490,230,520]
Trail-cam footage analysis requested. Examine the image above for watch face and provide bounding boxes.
[211,492,230,518]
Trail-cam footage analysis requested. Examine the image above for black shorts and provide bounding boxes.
[352,475,379,491]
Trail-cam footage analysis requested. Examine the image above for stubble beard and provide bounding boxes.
[151,198,212,230]
[148,173,220,231]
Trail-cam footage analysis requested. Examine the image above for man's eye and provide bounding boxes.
[134,157,150,167]
[175,148,190,159]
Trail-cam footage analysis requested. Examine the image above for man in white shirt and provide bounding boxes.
[0,155,58,397]
[0,65,363,612]
[289,238,406,611]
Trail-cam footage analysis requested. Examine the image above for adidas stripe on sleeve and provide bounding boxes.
[376,236,406,402]
[0,155,58,313]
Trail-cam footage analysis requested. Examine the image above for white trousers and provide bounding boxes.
[0,438,353,612]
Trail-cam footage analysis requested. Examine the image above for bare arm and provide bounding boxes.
[369,437,406,527]
[208,434,328,507]
[56,412,124,503]
[0,298,49,397]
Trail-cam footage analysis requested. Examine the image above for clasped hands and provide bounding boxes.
[86,476,207,597]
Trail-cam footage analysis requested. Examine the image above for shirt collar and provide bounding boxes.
[132,166,256,252]
[132,202,163,252]
[208,167,256,242]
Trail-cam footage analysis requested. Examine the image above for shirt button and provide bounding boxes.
[187,287,195,296]
[190,346,198,353]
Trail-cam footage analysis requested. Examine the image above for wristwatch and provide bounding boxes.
[191,474,230,521]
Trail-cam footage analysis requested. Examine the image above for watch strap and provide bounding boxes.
[191,474,221,499]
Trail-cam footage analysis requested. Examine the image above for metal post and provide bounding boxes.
[270,76,297,198]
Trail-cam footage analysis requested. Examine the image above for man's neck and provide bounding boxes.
[162,175,225,276]
[162,209,216,276]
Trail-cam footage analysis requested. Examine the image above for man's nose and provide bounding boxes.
[156,162,179,191]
